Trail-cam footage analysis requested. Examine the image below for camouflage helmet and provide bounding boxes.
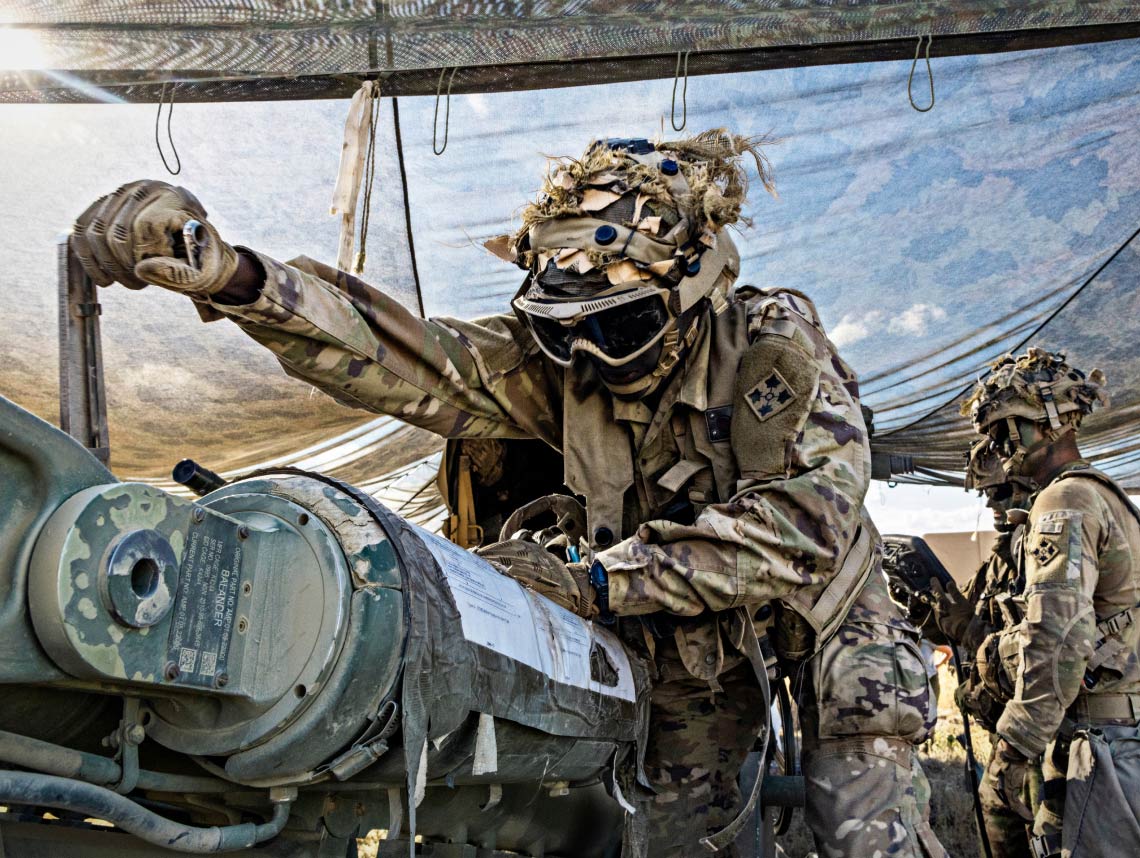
[492,130,773,397]
[962,348,1108,434]
[962,348,1107,481]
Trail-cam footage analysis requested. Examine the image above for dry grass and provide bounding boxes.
[357,666,988,858]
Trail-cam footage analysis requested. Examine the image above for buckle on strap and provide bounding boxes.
[1097,605,1136,638]
[1030,832,1061,858]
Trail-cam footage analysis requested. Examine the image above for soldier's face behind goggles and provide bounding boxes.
[514,286,673,368]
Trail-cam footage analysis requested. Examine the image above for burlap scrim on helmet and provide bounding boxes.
[961,347,1109,433]
[506,129,774,280]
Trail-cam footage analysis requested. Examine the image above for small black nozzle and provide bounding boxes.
[172,459,226,497]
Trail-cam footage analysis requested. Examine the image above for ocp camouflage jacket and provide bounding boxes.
[203,253,879,679]
[996,463,1140,757]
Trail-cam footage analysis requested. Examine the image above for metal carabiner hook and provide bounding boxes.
[433,67,458,156]
[908,35,935,113]
[671,51,690,132]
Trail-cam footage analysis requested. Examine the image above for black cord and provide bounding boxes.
[355,82,381,273]
[392,97,426,317]
[881,223,1140,437]
[154,82,181,175]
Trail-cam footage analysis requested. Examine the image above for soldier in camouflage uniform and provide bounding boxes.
[963,349,1140,858]
[929,440,1040,858]
[72,132,944,858]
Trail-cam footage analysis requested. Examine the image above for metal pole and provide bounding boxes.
[951,646,994,858]
[57,236,109,463]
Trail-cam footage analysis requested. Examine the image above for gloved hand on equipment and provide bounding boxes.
[928,577,973,642]
[980,737,1036,823]
[477,539,598,619]
[71,180,238,298]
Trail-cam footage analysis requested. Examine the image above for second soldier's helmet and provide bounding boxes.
[496,131,773,398]
[961,348,1107,479]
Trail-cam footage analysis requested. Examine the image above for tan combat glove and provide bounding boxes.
[477,540,597,619]
[928,577,973,643]
[72,180,238,298]
[980,738,1035,823]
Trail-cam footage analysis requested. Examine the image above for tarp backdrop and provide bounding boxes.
[2,37,1138,489]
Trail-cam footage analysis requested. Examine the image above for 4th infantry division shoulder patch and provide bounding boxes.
[1030,538,1059,566]
[745,370,796,422]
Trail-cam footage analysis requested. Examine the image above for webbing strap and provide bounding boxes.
[1067,692,1140,723]
[1057,466,1140,530]
[1030,832,1062,858]
[698,610,771,852]
[787,527,874,641]
[1097,605,1138,639]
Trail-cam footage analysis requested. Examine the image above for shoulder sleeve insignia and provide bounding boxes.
[1030,538,1059,566]
[745,369,796,422]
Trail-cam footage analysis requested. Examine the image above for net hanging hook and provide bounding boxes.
[154,82,182,175]
[432,67,458,156]
[908,34,935,113]
[670,51,690,132]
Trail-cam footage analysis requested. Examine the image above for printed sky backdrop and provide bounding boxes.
[1,37,1138,498]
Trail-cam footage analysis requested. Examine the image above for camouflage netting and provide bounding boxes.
[1,2,1140,102]
[2,13,1140,492]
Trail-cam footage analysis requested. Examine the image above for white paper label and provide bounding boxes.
[415,527,636,702]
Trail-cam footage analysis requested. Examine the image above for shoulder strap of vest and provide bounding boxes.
[785,525,875,643]
[1056,465,1140,530]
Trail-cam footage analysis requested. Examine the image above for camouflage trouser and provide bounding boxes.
[799,571,947,858]
[977,734,1040,858]
[640,644,767,858]
[635,572,947,858]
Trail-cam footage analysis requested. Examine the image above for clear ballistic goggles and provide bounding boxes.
[513,285,675,368]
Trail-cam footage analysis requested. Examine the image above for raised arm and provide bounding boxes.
[71,180,563,445]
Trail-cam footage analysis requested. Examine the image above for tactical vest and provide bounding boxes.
[560,289,875,659]
[1056,466,1140,703]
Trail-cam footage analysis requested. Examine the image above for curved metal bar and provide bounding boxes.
[0,729,233,794]
[0,770,290,853]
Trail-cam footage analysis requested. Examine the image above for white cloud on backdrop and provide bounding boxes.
[888,303,948,337]
[829,310,883,347]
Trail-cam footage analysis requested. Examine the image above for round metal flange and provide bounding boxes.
[102,529,178,628]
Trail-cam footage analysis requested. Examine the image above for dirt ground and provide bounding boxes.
[358,664,989,858]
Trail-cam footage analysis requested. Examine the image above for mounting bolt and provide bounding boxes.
[270,786,299,804]
[547,780,570,798]
[237,525,250,540]
[125,724,146,745]
[191,506,205,524]
[215,673,229,688]
[163,662,180,681]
